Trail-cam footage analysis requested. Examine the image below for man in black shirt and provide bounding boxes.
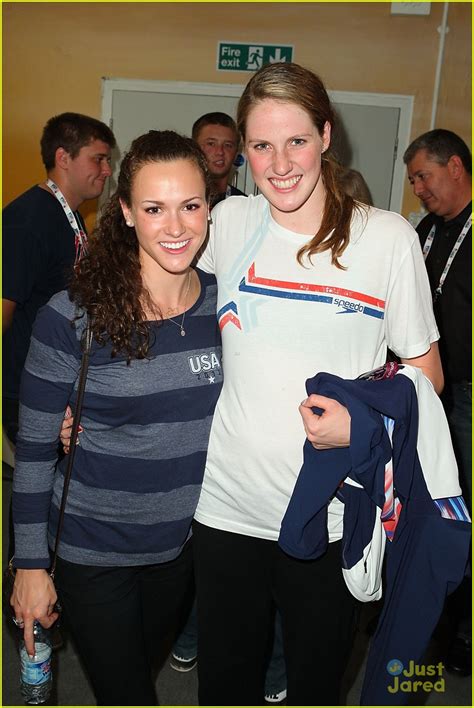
[192,112,246,207]
[404,128,472,676]
[3,112,116,443]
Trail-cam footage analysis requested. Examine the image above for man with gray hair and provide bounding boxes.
[404,128,472,677]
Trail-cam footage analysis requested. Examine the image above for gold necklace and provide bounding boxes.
[167,270,192,337]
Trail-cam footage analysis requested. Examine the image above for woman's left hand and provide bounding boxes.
[299,394,351,450]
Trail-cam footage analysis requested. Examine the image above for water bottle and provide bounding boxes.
[19,622,52,704]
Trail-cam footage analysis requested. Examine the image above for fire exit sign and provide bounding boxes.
[217,42,294,72]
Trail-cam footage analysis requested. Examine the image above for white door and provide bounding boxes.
[332,102,401,209]
[102,79,412,212]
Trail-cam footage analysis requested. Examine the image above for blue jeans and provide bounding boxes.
[264,610,287,695]
[173,598,287,695]
[173,598,198,660]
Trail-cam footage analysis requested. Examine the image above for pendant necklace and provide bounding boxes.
[167,270,191,337]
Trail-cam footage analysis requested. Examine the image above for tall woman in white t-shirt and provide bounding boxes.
[193,62,443,706]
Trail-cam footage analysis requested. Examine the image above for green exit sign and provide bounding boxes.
[217,42,294,72]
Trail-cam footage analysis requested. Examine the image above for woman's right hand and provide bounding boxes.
[11,569,60,657]
[299,394,351,449]
[60,405,82,454]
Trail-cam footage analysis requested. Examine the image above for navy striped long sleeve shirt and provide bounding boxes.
[13,268,222,568]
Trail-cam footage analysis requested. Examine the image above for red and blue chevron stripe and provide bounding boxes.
[217,301,242,331]
[237,264,385,319]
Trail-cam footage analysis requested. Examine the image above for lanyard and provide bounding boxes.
[422,214,471,301]
[46,179,88,265]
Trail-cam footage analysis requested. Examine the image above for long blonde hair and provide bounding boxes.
[237,62,356,269]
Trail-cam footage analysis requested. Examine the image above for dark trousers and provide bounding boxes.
[193,521,357,706]
[442,381,472,509]
[3,396,19,445]
[442,382,472,641]
[54,542,193,706]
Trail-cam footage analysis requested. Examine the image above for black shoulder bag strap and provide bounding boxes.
[50,321,93,580]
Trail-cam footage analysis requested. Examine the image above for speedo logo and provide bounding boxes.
[334,298,364,313]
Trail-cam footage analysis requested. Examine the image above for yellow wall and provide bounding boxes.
[3,1,471,225]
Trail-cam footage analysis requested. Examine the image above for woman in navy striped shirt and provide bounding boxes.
[10,130,223,705]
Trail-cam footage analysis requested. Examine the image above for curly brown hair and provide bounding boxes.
[69,130,211,361]
[237,62,360,269]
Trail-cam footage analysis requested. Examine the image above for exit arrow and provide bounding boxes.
[269,48,287,63]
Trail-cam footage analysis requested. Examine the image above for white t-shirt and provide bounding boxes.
[195,195,439,541]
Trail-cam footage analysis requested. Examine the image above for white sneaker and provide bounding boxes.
[169,653,197,672]
[265,688,287,704]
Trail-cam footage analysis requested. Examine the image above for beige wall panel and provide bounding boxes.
[436,2,472,139]
[3,2,471,222]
